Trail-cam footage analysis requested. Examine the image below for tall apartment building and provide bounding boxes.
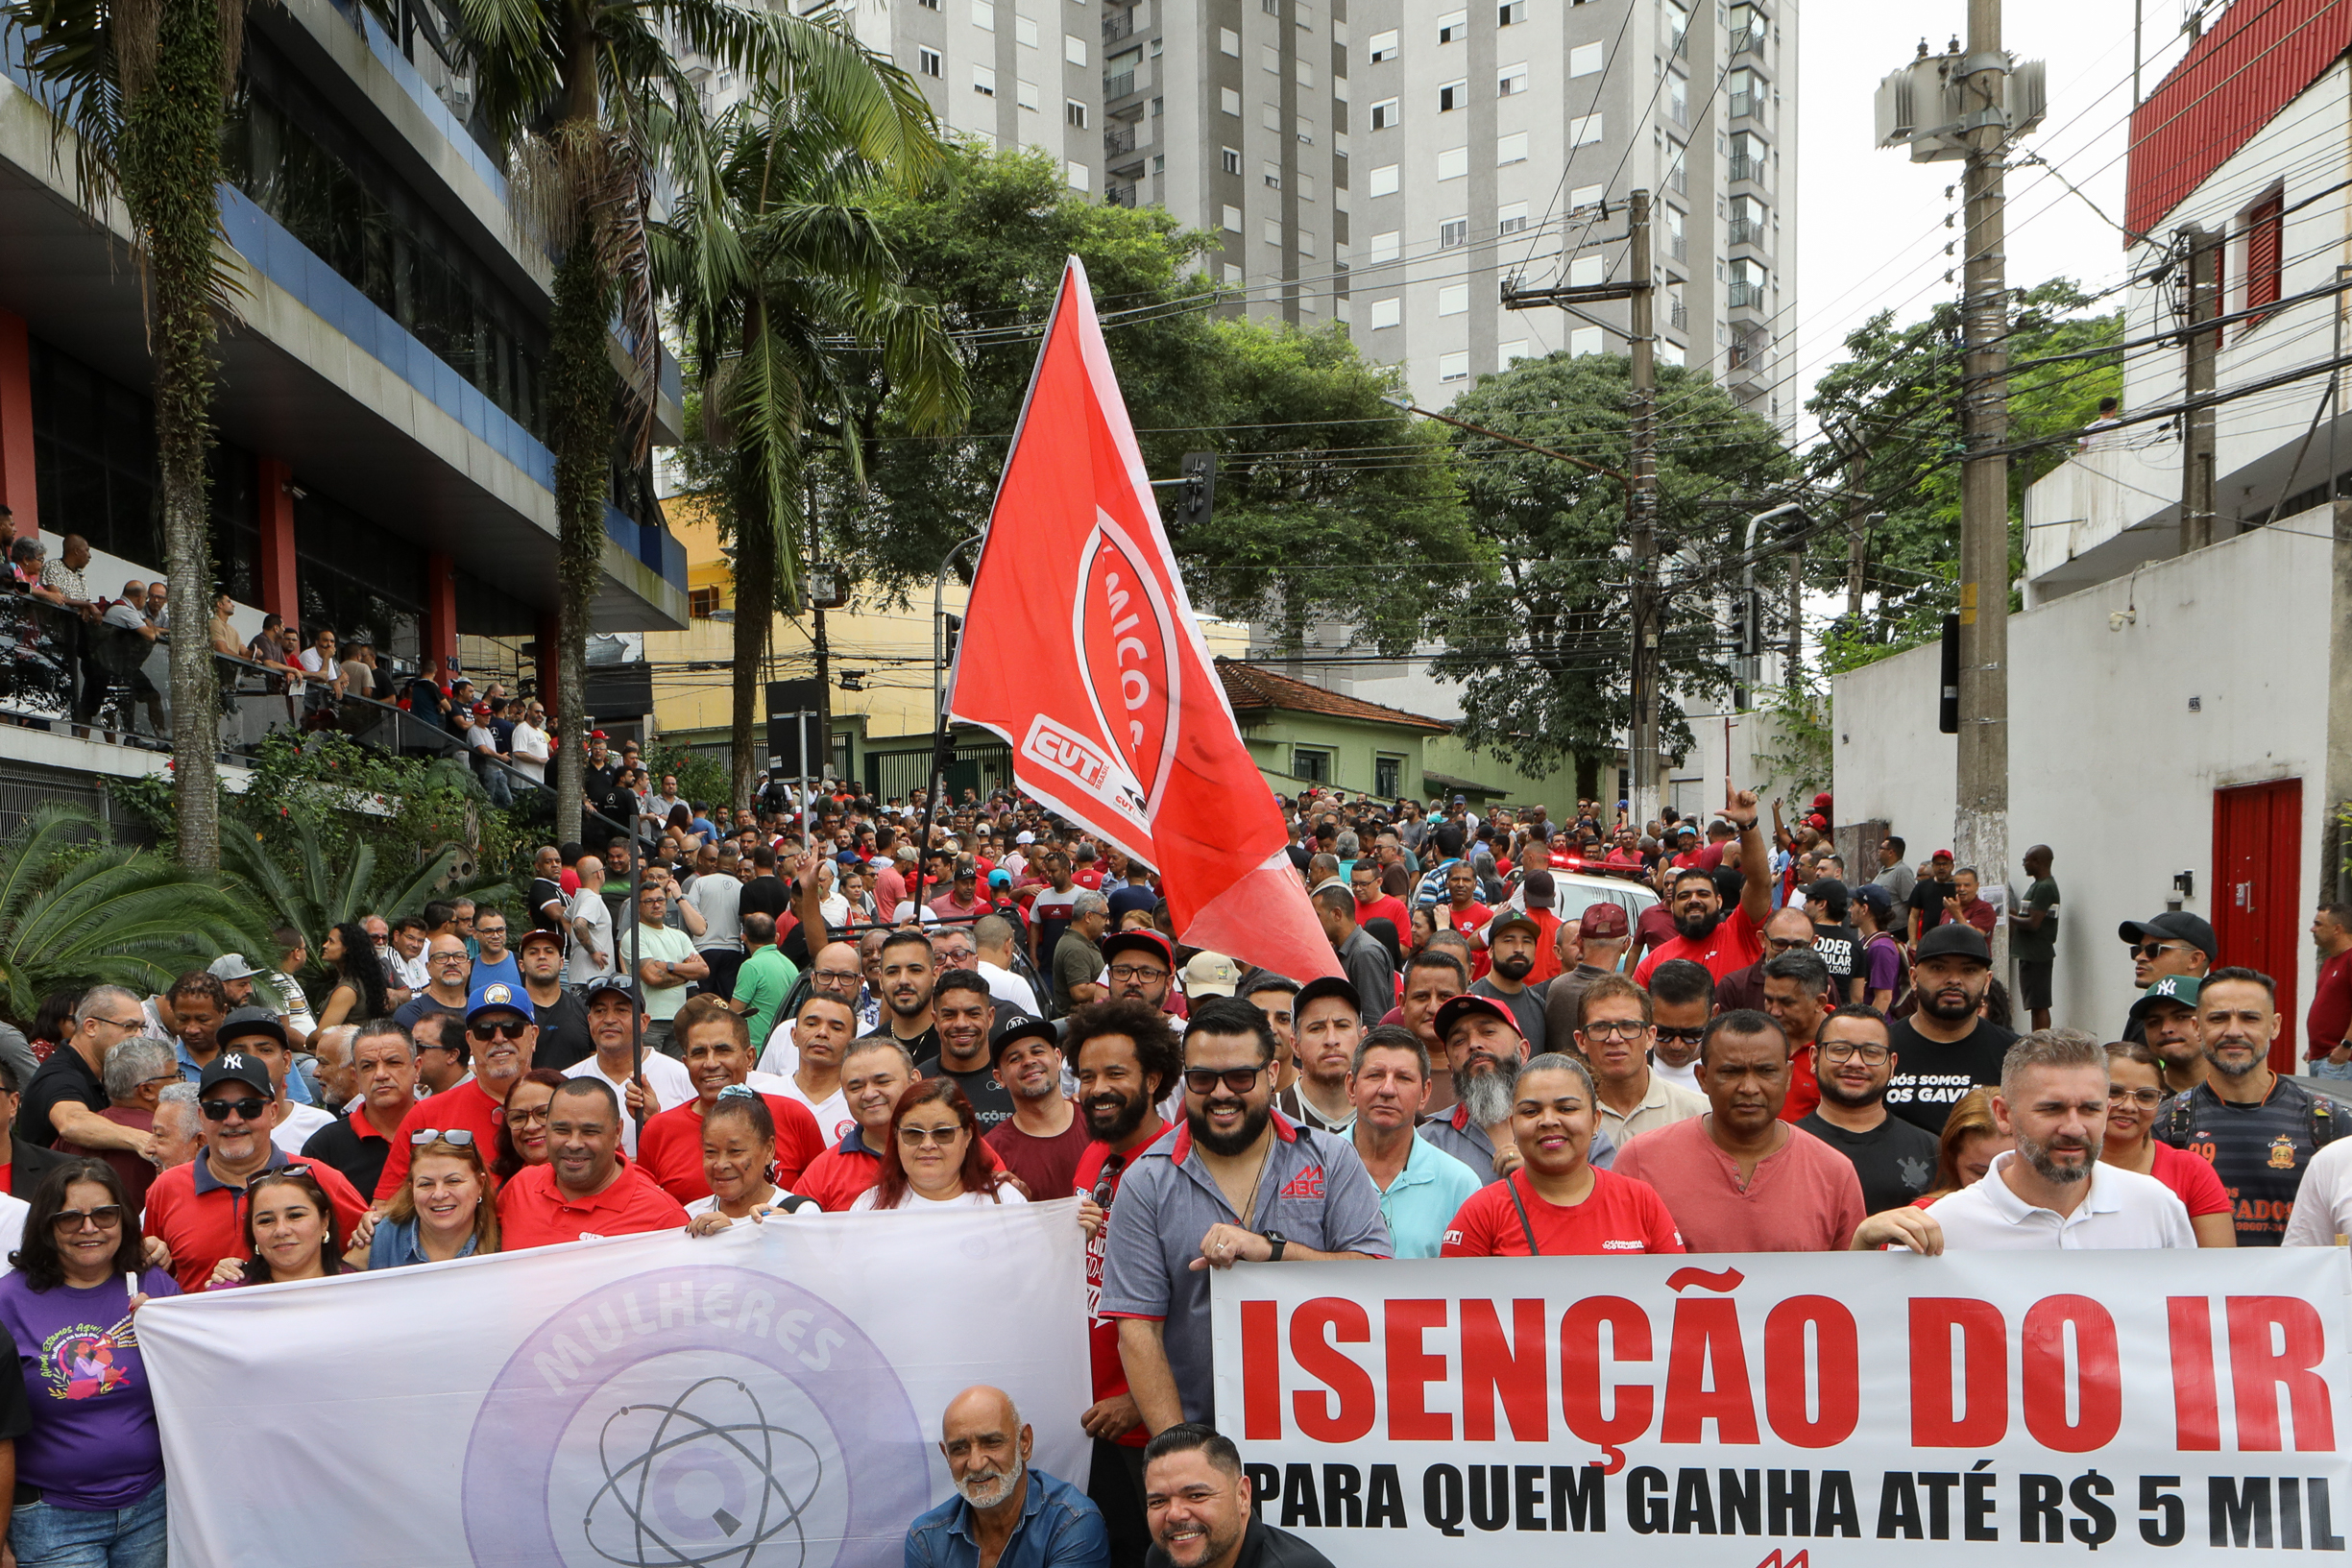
[1346,0,1795,421]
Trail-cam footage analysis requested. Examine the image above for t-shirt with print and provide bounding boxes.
[0,1267,176,1508]
[2155,1075,2339,1246]
[1883,1017,2016,1135]
[2012,877,2061,964]
[1797,1110,1939,1215]
[1440,1168,1684,1257]
[912,1057,1017,1133]
[1809,924,1862,997]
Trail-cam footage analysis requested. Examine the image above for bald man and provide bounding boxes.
[904,1385,1110,1568]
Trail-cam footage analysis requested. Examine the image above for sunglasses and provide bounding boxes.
[1653,1025,1707,1046]
[1183,1066,1265,1096]
[470,1020,530,1042]
[200,1097,270,1122]
[50,1205,123,1234]
[2133,941,2188,960]
[898,1124,966,1146]
[411,1128,477,1146]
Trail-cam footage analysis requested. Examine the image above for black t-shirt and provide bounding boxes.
[530,877,568,934]
[910,1055,1017,1131]
[1799,1110,1941,1214]
[1810,923,1862,993]
[1908,878,1955,934]
[2155,1076,2338,1246]
[740,876,793,921]
[1468,978,1546,1054]
[16,1048,105,1149]
[873,1023,941,1065]
[1884,1017,2017,1134]
[301,1114,392,1200]
[528,988,594,1072]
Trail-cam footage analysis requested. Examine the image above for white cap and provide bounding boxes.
[891,902,940,925]
[1016,831,1035,845]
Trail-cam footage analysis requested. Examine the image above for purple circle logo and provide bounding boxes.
[463,1266,927,1568]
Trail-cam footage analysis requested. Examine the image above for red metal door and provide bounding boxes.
[2213,778,2304,1071]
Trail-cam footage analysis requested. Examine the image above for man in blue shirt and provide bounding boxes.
[905,1385,1109,1568]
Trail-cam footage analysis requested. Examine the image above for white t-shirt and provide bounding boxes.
[1650,1054,1701,1091]
[1924,1152,2195,1250]
[2283,1136,2352,1246]
[977,959,1040,1017]
[272,1100,334,1156]
[565,1052,696,1155]
[765,1063,854,1145]
[684,1191,812,1218]
[566,889,615,983]
[849,1185,1030,1212]
[509,721,549,782]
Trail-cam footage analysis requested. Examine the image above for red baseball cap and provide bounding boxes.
[1578,902,1630,938]
[1434,992,1522,1042]
[589,729,608,740]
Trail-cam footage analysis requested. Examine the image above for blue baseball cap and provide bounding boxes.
[465,981,533,1028]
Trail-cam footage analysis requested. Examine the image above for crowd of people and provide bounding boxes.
[0,766,2340,1568]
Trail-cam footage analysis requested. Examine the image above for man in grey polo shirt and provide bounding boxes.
[1418,993,1614,1183]
[1102,996,1392,1431]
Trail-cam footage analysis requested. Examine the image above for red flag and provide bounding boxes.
[949,258,1344,985]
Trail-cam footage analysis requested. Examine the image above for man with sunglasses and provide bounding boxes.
[1797,1006,1938,1213]
[300,1021,419,1198]
[143,1050,368,1293]
[373,984,538,1201]
[2117,911,2216,1045]
[209,1008,331,1156]
[1102,997,1391,1435]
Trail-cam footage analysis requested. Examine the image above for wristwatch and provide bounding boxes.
[1263,1230,1289,1263]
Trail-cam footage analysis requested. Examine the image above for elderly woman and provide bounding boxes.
[1439,1052,1683,1256]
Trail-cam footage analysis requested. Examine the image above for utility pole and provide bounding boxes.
[2326,265,2352,903]
[1845,444,1872,620]
[1499,189,1659,829]
[2180,223,2222,552]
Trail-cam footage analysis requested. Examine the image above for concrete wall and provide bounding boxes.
[1832,519,2331,1042]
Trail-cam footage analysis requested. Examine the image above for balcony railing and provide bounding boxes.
[1728,279,1765,310]
[1668,231,1688,261]
[1729,153,1759,184]
[1102,8,1132,41]
[1104,122,1136,155]
[1728,216,1760,247]
[1729,89,1755,119]
[1105,69,1135,100]
[1669,299,1688,330]
[1105,184,1138,207]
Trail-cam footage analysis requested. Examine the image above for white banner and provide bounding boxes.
[1211,1249,2352,1563]
[137,1201,1091,1568]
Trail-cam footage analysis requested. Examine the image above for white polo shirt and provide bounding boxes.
[1928,1151,2195,1249]
[2283,1136,2352,1246]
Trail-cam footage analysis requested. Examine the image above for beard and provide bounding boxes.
[1492,953,1534,982]
[1816,1072,1884,1111]
[1083,1085,1152,1143]
[1009,1067,1059,1103]
[1190,1098,1272,1156]
[1457,1055,1520,1128]
[1919,984,1980,1024]
[2016,1128,2094,1187]
[2203,1038,2262,1079]
[1673,906,1724,942]
[955,1456,1026,1511]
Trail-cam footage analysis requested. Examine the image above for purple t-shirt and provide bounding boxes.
[1865,932,1903,994]
[0,1267,178,1508]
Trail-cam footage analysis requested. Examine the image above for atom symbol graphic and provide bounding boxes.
[583,1375,823,1568]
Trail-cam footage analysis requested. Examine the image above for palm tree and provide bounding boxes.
[448,0,938,840]
[0,806,257,1024]
[220,812,513,953]
[5,0,274,871]
[661,89,965,808]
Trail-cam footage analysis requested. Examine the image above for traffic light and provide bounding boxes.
[1176,452,1216,528]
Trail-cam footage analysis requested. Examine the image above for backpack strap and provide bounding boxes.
[2312,1093,2340,1150]
[1504,1170,1542,1257]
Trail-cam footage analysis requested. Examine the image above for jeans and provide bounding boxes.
[2314,1057,2352,1081]
[11,1481,168,1568]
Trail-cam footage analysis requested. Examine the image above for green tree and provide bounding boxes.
[1425,351,1791,777]
[6,0,257,869]
[449,0,935,840]
[1806,277,2123,660]
[661,89,964,808]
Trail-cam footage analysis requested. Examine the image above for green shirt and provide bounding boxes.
[2012,877,2060,962]
[736,945,801,1049]
[624,921,698,1021]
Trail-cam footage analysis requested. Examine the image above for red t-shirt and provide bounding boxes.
[1073,1140,1149,1447]
[375,1078,507,1201]
[1632,904,1680,961]
[495,1161,689,1249]
[144,1155,371,1294]
[984,1114,1092,1201]
[1355,894,1411,936]
[795,1141,884,1212]
[2148,1138,2234,1218]
[635,1093,826,1203]
[1437,903,1493,977]
[2310,951,2352,1060]
[1441,1168,1685,1256]
[1634,905,1764,986]
[1779,1044,1821,1124]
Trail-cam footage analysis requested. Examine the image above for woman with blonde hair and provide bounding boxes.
[365,1131,500,1266]
[1914,1087,2011,1206]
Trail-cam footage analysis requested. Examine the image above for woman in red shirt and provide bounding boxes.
[1440,1054,1684,1256]
[2099,1041,2235,1247]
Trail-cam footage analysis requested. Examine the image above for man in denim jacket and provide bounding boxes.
[905,1386,1110,1568]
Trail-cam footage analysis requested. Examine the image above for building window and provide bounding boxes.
[1437,8,1467,41]
[1369,229,1400,261]
[1224,263,1244,283]
[689,587,722,618]
[1497,131,1528,163]
[919,46,942,75]
[973,0,994,27]
[1498,61,1528,95]
[1439,79,1466,110]
[1370,162,1399,195]
[1498,0,1524,22]
[1297,57,1314,86]
[2244,186,2285,329]
[1437,146,1467,179]
[1018,78,1039,109]
[1262,43,1281,72]
[1064,34,1086,62]
[1292,746,1332,784]
[1438,282,1468,315]
[1369,27,1398,60]
[1220,25,1240,53]
[1222,145,1242,174]
[1067,160,1090,191]
[974,65,996,94]
[1263,101,1282,129]
[1570,182,1605,212]
[1297,228,1316,254]
[1570,326,1602,356]
[1223,204,1244,230]
[1222,87,1242,114]
[1370,296,1401,327]
[1497,200,1528,234]
[1370,96,1399,129]
[1440,216,1467,248]
[1500,338,1529,363]
[1438,350,1469,381]
[1016,14,1037,44]
[1570,113,1603,146]
[1375,754,1403,797]
[1066,99,1088,127]
[1264,217,1283,245]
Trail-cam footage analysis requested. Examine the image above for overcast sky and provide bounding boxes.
[1788,0,2193,446]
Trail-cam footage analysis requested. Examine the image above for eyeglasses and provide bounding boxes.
[2108,1086,2166,1108]
[898,1124,966,1146]
[812,969,862,986]
[432,953,470,967]
[470,1020,530,1042]
[505,1104,551,1126]
[1183,1066,1265,1096]
[1108,965,1170,983]
[1653,1025,1706,1046]
[87,1015,145,1032]
[1820,1041,1893,1065]
[411,1128,477,1146]
[50,1205,122,1234]
[2133,941,2189,960]
[135,1073,182,1092]
[1764,937,1815,953]
[1580,1019,1650,1041]
[200,1097,270,1122]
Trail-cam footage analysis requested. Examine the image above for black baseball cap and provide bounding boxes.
[1915,923,1991,965]
[2118,911,2219,963]
[1291,975,1362,1021]
[215,1006,287,1050]
[988,1012,1057,1066]
[198,1049,273,1096]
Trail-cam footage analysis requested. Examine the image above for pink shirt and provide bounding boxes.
[1611,1115,1866,1253]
